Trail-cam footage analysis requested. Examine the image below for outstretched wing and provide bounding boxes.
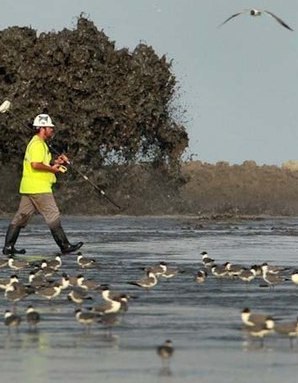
[264,10,294,31]
[218,12,244,28]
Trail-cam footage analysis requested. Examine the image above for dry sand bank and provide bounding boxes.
[1,160,298,217]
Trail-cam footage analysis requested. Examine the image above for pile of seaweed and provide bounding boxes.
[0,15,188,170]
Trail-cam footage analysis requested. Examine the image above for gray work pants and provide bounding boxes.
[11,193,60,229]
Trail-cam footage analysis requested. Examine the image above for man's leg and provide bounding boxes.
[2,195,36,255]
[31,193,83,254]
[49,222,84,253]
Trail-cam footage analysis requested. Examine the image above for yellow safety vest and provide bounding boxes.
[19,135,56,194]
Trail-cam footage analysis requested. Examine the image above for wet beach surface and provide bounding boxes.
[0,216,298,383]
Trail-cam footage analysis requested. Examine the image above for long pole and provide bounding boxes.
[0,100,122,210]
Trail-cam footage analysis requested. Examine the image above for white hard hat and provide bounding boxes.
[33,114,55,127]
[0,100,11,114]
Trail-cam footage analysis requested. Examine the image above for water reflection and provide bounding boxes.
[3,330,45,350]
[158,366,173,377]
[0,216,298,382]
[73,331,119,349]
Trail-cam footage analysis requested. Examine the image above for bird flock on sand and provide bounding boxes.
[200,250,298,349]
[0,251,182,370]
[0,253,132,335]
[1,244,298,367]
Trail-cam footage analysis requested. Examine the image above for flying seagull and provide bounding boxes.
[218,9,294,31]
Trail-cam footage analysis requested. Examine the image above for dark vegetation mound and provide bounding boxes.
[0,15,188,168]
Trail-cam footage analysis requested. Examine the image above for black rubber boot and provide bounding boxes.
[50,224,83,254]
[2,224,26,256]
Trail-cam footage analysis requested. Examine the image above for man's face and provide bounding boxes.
[43,126,55,139]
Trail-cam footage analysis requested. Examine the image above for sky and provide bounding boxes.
[1,0,297,166]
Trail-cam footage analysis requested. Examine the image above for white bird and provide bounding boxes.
[157,340,174,368]
[74,308,98,332]
[201,251,214,268]
[238,267,257,284]
[218,9,293,31]
[143,262,167,276]
[91,298,122,315]
[241,308,268,327]
[0,275,19,290]
[128,269,158,290]
[195,270,207,284]
[244,316,275,347]
[211,263,229,278]
[4,282,34,307]
[261,262,284,274]
[160,264,179,279]
[26,305,41,330]
[225,262,245,278]
[46,255,62,271]
[98,313,120,336]
[4,310,21,332]
[67,288,93,305]
[36,283,62,301]
[76,275,101,291]
[261,263,287,287]
[8,256,29,270]
[274,318,298,348]
[77,254,97,269]
[291,270,298,286]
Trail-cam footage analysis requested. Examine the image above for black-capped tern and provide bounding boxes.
[244,316,275,347]
[274,318,298,348]
[157,339,174,367]
[241,307,268,327]
[218,9,293,31]
[195,270,207,284]
[4,310,21,332]
[74,308,98,332]
[26,305,41,330]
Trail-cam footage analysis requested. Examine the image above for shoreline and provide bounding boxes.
[0,213,295,221]
[2,161,298,216]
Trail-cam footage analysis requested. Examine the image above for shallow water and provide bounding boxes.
[0,216,298,383]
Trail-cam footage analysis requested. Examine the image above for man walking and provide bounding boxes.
[2,113,83,255]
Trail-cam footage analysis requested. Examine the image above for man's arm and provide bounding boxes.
[31,162,61,173]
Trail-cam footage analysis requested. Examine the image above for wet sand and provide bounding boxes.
[0,216,298,383]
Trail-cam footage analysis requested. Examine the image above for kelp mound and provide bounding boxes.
[0,15,188,169]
